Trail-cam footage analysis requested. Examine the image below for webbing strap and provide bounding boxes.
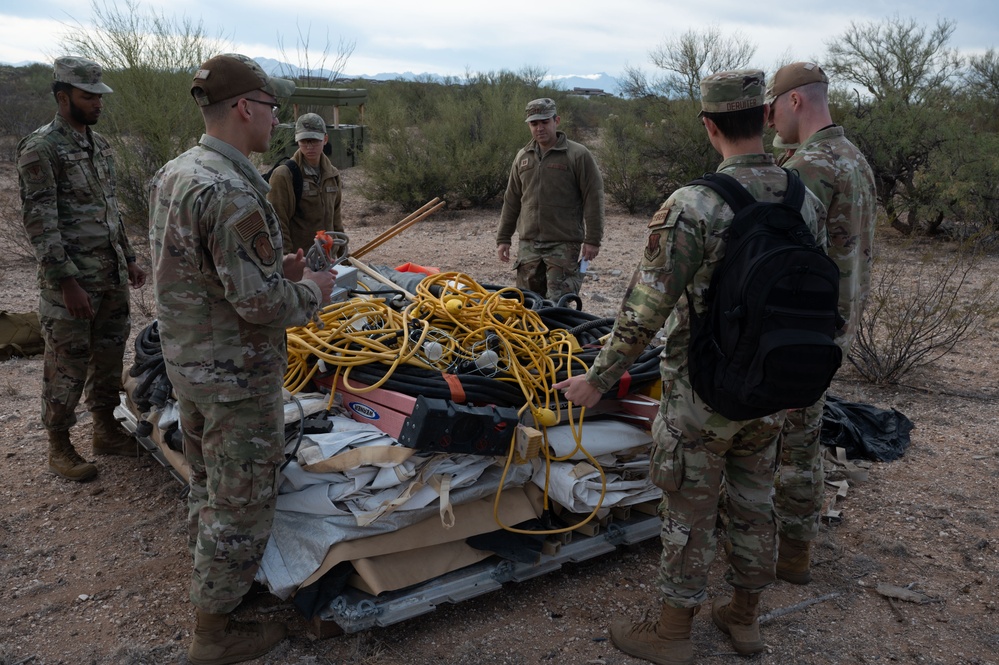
[616,371,632,398]
[441,373,466,403]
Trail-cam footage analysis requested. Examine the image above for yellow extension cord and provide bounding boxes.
[283,271,608,535]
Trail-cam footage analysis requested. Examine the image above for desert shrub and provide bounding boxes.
[849,240,999,385]
[598,112,661,214]
[0,185,34,268]
[360,72,566,210]
[0,64,54,163]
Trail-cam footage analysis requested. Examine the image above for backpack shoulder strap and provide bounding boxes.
[284,159,303,205]
[688,172,756,214]
[781,167,805,209]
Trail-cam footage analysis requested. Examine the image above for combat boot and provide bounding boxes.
[91,408,139,456]
[776,536,812,584]
[609,604,699,665]
[188,610,287,665]
[711,588,764,655]
[47,430,98,482]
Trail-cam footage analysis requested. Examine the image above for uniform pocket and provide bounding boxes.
[649,415,684,492]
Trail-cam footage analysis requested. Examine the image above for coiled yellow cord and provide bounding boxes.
[283,271,609,533]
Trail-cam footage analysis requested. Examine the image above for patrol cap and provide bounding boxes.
[191,53,295,107]
[766,61,829,104]
[525,98,557,122]
[53,56,113,94]
[699,69,766,117]
[295,113,327,141]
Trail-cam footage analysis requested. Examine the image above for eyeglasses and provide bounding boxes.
[232,98,280,116]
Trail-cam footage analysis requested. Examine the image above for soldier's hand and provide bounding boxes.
[554,375,601,409]
[303,267,335,304]
[580,243,599,261]
[283,249,306,282]
[497,243,511,263]
[127,262,147,289]
[60,278,94,319]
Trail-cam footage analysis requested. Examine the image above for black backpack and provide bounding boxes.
[262,158,303,205]
[685,169,844,421]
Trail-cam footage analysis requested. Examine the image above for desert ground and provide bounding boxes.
[0,163,997,665]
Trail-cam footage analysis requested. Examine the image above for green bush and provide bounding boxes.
[360,72,569,210]
[598,112,661,214]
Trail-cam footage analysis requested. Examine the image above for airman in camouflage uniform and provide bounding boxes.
[556,70,826,665]
[148,53,333,665]
[17,56,147,483]
[496,97,604,302]
[766,62,877,585]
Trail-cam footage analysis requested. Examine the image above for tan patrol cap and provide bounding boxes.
[54,56,113,94]
[295,113,326,141]
[191,53,295,106]
[698,69,766,117]
[766,62,829,104]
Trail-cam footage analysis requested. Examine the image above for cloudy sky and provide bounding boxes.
[0,0,994,80]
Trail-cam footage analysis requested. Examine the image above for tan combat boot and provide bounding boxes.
[609,604,699,665]
[776,536,812,584]
[188,610,287,665]
[91,408,139,456]
[47,430,98,482]
[711,588,764,655]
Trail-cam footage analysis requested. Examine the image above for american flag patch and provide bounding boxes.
[231,210,265,242]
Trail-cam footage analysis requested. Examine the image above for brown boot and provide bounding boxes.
[188,610,287,665]
[609,604,699,665]
[91,408,139,456]
[47,430,98,482]
[776,536,812,584]
[711,588,764,655]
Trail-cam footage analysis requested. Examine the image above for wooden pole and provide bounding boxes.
[353,198,446,259]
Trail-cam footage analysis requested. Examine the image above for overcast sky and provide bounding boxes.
[0,0,994,80]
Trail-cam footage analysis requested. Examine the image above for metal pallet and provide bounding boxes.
[320,510,661,633]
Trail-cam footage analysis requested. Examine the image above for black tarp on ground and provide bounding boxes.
[822,394,914,462]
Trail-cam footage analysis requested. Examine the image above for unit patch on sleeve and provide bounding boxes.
[252,231,276,266]
[17,151,45,185]
[645,233,662,261]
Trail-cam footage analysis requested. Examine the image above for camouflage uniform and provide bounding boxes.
[586,151,825,608]
[266,113,344,253]
[149,132,320,613]
[17,107,136,434]
[497,110,604,300]
[776,125,877,542]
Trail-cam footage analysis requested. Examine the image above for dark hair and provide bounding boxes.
[702,106,765,141]
[52,81,75,101]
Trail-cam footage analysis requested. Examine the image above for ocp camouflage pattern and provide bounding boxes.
[586,152,826,407]
[16,114,134,292]
[149,134,321,403]
[784,125,876,353]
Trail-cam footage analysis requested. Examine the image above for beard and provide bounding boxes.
[68,98,99,126]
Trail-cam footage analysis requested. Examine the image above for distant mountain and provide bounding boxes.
[254,57,622,96]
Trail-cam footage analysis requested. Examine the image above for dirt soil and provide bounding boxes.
[1,163,997,665]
